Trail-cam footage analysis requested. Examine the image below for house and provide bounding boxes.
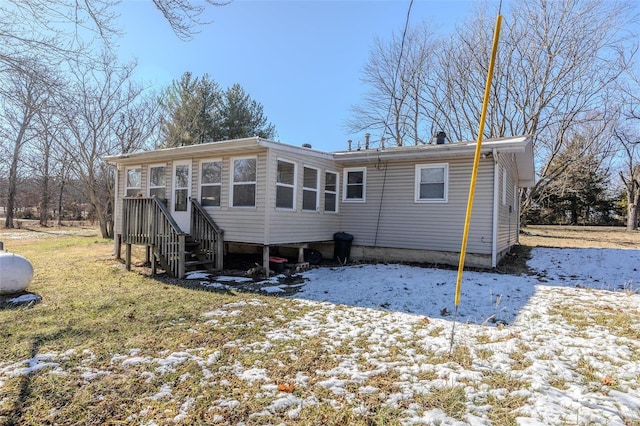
[104,135,534,278]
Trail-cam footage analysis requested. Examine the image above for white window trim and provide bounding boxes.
[125,166,142,197]
[324,170,339,214]
[502,166,507,206]
[343,167,367,203]
[275,158,297,211]
[230,156,257,208]
[147,163,166,198]
[414,163,448,203]
[302,165,320,212]
[199,158,222,208]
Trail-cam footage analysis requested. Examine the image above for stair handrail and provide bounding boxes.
[122,196,188,278]
[190,198,224,270]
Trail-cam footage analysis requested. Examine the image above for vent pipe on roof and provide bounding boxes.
[348,139,352,151]
[364,133,370,149]
[436,131,447,145]
[381,136,385,149]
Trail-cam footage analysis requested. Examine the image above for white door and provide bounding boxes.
[171,160,191,233]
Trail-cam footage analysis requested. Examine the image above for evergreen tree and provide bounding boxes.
[217,83,276,140]
[160,72,221,147]
[160,74,276,147]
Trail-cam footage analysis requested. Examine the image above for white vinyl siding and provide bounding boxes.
[200,159,222,207]
[125,167,142,197]
[276,159,296,210]
[415,163,448,202]
[340,158,494,256]
[502,166,507,206]
[302,166,319,211]
[231,157,257,207]
[324,171,339,213]
[148,164,166,200]
[266,147,341,244]
[343,167,366,202]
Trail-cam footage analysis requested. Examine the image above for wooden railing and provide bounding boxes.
[122,197,187,279]
[190,199,224,271]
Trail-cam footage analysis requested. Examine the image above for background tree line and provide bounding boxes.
[3,0,640,237]
[348,0,640,230]
[0,0,275,238]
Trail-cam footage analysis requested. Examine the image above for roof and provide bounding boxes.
[103,137,334,165]
[104,135,535,186]
[333,135,535,186]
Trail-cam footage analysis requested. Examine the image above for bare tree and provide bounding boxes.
[348,22,439,147]
[613,127,640,230]
[58,53,146,238]
[0,62,52,228]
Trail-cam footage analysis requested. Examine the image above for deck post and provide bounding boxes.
[298,246,305,263]
[178,234,186,279]
[216,232,224,271]
[145,245,151,265]
[114,234,122,260]
[263,245,270,278]
[125,243,132,271]
[151,247,157,275]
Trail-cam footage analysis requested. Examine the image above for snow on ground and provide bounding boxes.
[1,247,639,424]
[290,247,639,325]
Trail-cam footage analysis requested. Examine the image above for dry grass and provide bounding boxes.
[520,225,640,249]
[1,224,638,425]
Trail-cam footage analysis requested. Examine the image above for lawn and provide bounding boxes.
[0,225,639,425]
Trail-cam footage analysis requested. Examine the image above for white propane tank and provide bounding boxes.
[0,248,34,295]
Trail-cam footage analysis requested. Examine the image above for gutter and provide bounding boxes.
[491,149,499,268]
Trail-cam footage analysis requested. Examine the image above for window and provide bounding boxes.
[324,171,338,213]
[200,160,222,207]
[343,167,366,202]
[231,157,256,207]
[276,160,296,209]
[125,167,142,197]
[148,165,166,200]
[302,166,319,211]
[415,163,448,202]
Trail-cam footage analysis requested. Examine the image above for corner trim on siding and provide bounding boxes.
[264,149,273,245]
[491,149,499,268]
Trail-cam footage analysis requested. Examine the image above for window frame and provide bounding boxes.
[414,163,449,203]
[343,167,367,203]
[147,164,167,200]
[275,158,297,211]
[230,156,257,208]
[324,170,339,213]
[302,165,320,212]
[199,158,223,208]
[125,166,142,197]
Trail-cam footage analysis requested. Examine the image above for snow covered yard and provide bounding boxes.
[1,238,639,424]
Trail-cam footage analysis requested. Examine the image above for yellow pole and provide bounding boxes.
[454,14,503,307]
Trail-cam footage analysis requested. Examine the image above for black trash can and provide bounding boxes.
[333,232,354,264]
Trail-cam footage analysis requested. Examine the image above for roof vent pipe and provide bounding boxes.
[364,133,371,149]
[381,136,385,149]
[348,139,352,151]
[436,131,447,145]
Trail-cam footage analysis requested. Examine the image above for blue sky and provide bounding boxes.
[116,0,480,152]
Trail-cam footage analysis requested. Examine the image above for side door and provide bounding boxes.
[171,159,191,233]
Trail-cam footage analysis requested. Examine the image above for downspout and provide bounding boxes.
[491,149,499,268]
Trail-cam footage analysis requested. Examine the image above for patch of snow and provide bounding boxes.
[260,285,286,293]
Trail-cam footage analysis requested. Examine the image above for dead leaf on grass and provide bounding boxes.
[277,382,294,393]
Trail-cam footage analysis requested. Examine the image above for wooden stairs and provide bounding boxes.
[120,197,224,279]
